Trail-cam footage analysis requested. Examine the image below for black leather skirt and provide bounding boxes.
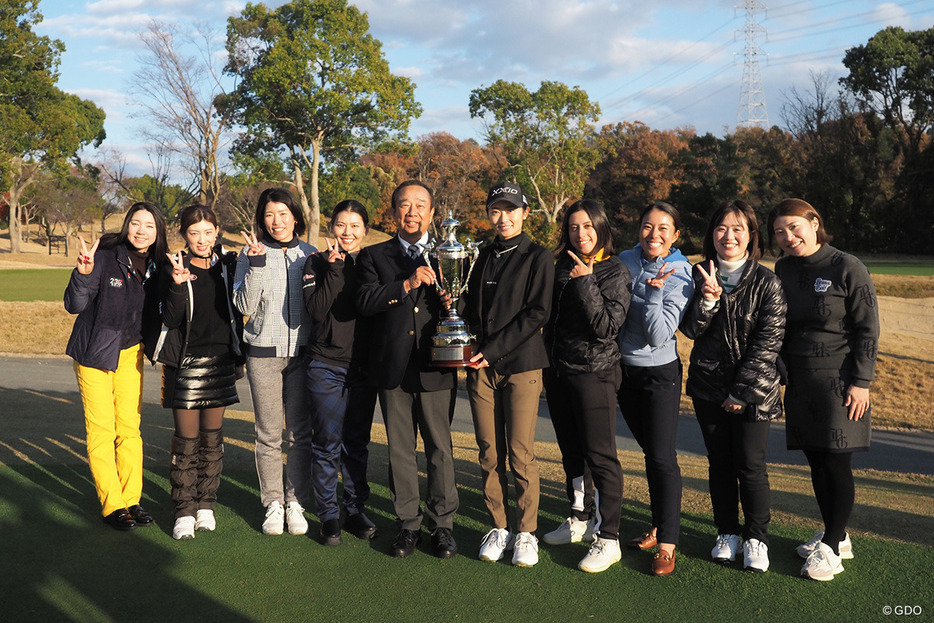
[162,353,239,410]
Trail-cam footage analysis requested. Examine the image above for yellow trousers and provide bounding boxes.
[74,344,145,517]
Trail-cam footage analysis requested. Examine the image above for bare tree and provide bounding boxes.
[129,20,232,210]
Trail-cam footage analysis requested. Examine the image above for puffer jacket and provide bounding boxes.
[64,242,160,372]
[546,253,631,375]
[146,246,244,368]
[680,259,787,421]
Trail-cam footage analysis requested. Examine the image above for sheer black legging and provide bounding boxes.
[174,407,225,438]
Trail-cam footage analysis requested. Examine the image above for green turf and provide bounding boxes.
[0,269,72,301]
[861,262,934,276]
[2,463,930,623]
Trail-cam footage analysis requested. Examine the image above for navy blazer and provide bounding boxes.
[356,237,455,392]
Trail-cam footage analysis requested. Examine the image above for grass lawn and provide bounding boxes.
[2,388,932,623]
[861,261,934,277]
[0,269,72,302]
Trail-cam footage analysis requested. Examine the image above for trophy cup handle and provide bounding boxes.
[460,240,481,296]
[420,240,440,292]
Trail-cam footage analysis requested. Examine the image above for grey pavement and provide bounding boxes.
[2,355,932,476]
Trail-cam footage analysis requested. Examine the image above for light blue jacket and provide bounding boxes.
[617,245,694,367]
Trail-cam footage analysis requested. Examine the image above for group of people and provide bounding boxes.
[63,179,878,582]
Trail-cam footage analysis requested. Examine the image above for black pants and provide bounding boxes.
[545,367,624,539]
[803,449,854,555]
[618,359,682,546]
[694,399,771,543]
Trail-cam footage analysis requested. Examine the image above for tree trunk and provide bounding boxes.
[289,156,314,248]
[308,140,321,249]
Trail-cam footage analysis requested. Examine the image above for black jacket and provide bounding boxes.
[356,237,455,392]
[64,242,160,372]
[461,233,554,375]
[146,247,244,368]
[302,250,370,372]
[546,254,631,375]
[680,260,787,421]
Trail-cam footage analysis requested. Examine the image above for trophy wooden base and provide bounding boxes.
[430,344,476,367]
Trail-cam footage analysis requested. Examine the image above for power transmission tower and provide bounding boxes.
[736,0,769,128]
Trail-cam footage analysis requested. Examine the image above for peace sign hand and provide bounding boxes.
[166,251,192,285]
[325,238,344,263]
[697,260,722,301]
[645,261,676,289]
[76,235,100,275]
[240,230,265,257]
[568,251,595,278]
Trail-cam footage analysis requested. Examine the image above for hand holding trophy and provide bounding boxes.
[423,213,480,367]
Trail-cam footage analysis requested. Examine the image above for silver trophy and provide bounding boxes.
[422,213,481,367]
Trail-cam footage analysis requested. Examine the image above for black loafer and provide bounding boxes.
[103,508,137,531]
[128,504,154,527]
[320,518,343,546]
[344,511,378,540]
[391,529,422,558]
[430,527,457,559]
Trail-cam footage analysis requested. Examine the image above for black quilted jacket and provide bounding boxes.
[680,260,787,421]
[546,254,631,375]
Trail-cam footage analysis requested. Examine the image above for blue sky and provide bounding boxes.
[35,0,934,178]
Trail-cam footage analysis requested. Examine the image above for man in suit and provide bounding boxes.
[356,180,459,558]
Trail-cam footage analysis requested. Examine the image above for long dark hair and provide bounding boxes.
[703,200,762,263]
[254,187,306,241]
[100,202,169,262]
[330,199,370,230]
[555,199,615,258]
[767,198,833,253]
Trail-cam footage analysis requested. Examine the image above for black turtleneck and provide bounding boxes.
[126,243,149,283]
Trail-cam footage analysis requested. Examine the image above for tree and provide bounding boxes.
[840,26,934,157]
[410,133,497,237]
[221,0,421,245]
[0,1,105,252]
[469,80,601,225]
[130,20,232,211]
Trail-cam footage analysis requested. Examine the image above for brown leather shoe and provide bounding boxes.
[628,530,658,550]
[652,549,676,576]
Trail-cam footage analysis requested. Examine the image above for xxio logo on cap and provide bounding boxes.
[491,187,518,195]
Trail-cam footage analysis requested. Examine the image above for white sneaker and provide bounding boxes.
[543,516,594,545]
[512,532,539,567]
[743,538,769,573]
[795,530,853,559]
[195,509,216,532]
[578,537,622,573]
[172,516,196,540]
[262,501,284,535]
[478,528,513,562]
[286,501,309,535]
[711,534,742,562]
[801,542,844,581]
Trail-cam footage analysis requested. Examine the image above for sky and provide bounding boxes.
[35,0,934,179]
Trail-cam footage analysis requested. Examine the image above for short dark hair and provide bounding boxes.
[391,180,433,211]
[640,201,682,231]
[177,204,218,237]
[101,202,169,263]
[330,199,370,231]
[767,198,832,253]
[254,187,306,241]
[556,199,615,258]
[703,200,762,263]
